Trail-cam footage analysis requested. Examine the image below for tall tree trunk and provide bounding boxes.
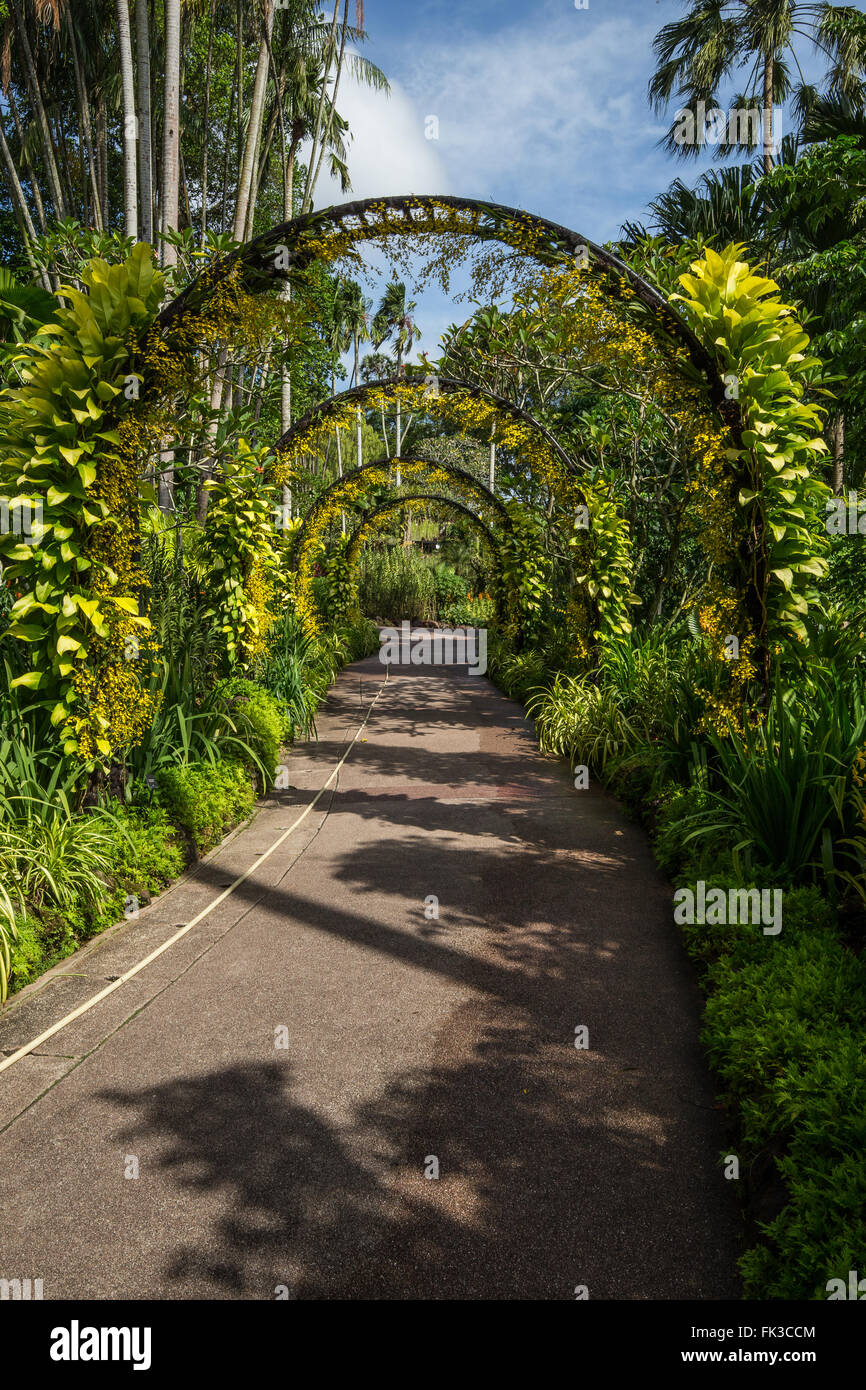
[395,343,402,486]
[135,0,154,243]
[233,0,274,242]
[116,0,138,238]
[158,450,175,513]
[309,0,349,201]
[831,412,845,494]
[0,112,51,289]
[220,62,237,234]
[199,0,216,245]
[235,0,243,176]
[762,50,774,174]
[67,18,103,231]
[97,97,109,228]
[8,90,47,234]
[160,0,181,267]
[354,333,363,467]
[8,0,68,219]
[380,406,390,459]
[302,0,340,213]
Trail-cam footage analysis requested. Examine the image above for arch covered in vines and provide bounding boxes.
[331,492,504,625]
[157,194,731,415]
[147,198,831,691]
[0,202,833,766]
[274,374,584,488]
[287,455,564,641]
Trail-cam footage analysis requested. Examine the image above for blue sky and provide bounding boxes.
[312,0,823,360]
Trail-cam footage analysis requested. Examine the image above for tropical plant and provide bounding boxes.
[649,1,866,170]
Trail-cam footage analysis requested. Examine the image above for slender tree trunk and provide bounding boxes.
[67,18,103,231]
[8,90,47,234]
[199,0,216,245]
[380,406,390,458]
[53,103,77,218]
[301,0,340,213]
[158,450,175,513]
[235,0,243,176]
[0,113,51,289]
[160,0,181,267]
[395,343,402,486]
[233,0,274,242]
[355,334,363,467]
[8,0,67,219]
[309,0,349,201]
[832,412,845,494]
[96,97,109,228]
[116,0,138,238]
[135,0,154,243]
[762,50,775,174]
[220,63,236,234]
[180,147,192,229]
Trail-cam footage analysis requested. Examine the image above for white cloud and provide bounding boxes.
[401,6,680,240]
[312,64,451,209]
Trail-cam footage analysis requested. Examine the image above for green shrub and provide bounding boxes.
[432,562,465,612]
[440,592,495,626]
[215,678,287,785]
[667,686,865,884]
[157,759,254,855]
[337,617,380,662]
[107,805,185,900]
[257,611,334,742]
[672,875,866,1299]
[486,634,552,702]
[8,915,45,991]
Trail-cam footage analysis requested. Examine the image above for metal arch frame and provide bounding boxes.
[347,492,501,562]
[339,489,505,619]
[155,193,732,421]
[291,455,512,571]
[274,375,585,488]
[345,492,504,622]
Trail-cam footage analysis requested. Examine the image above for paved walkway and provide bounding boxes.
[0,649,741,1299]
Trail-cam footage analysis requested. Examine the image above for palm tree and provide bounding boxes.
[649,1,866,172]
[233,0,276,241]
[8,0,68,217]
[373,281,421,483]
[625,161,770,249]
[300,0,388,213]
[801,89,866,143]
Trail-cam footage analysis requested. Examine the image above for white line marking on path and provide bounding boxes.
[0,671,389,1076]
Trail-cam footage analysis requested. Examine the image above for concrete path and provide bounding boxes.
[0,648,741,1300]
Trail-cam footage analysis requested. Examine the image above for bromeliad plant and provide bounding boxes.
[0,244,165,763]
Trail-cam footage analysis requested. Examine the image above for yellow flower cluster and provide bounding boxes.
[696,596,758,737]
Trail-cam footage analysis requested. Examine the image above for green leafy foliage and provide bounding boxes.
[0,244,164,753]
[674,244,830,644]
[157,759,255,856]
